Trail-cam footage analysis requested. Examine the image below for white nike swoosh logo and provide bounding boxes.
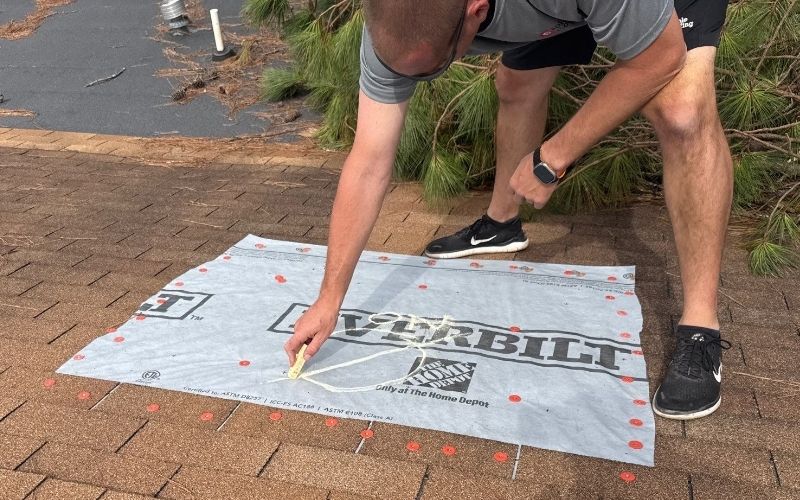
[713,365,722,383]
[471,235,497,246]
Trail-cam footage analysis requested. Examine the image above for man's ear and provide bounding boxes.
[467,0,491,23]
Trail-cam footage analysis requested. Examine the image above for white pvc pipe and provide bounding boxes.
[210,9,225,52]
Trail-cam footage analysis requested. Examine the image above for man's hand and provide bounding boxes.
[509,152,559,209]
[284,298,340,366]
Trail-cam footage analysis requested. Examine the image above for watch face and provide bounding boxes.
[534,163,558,184]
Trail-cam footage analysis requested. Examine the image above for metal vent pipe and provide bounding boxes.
[161,0,189,30]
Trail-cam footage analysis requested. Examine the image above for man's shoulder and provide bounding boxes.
[358,24,418,105]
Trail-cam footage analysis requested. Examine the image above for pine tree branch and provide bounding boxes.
[452,61,491,71]
[318,0,353,30]
[431,78,480,153]
[743,55,800,61]
[559,145,641,188]
[726,128,799,159]
[772,88,800,101]
[768,181,800,221]
[551,86,583,106]
[754,0,798,74]
[731,121,800,134]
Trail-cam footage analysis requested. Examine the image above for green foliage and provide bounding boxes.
[451,71,498,143]
[423,149,469,200]
[249,0,800,275]
[748,240,797,276]
[396,84,436,180]
[765,210,800,246]
[242,0,291,27]
[718,0,769,67]
[719,76,789,129]
[330,10,363,74]
[316,90,359,148]
[747,184,800,275]
[550,146,646,212]
[732,153,774,209]
[283,9,316,35]
[288,20,332,85]
[260,68,304,101]
[748,210,800,276]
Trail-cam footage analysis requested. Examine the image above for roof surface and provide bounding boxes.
[0,129,798,499]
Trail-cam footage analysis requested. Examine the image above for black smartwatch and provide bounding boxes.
[532,146,561,185]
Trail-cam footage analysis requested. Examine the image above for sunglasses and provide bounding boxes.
[374,0,468,82]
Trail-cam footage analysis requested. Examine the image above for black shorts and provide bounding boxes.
[502,0,729,71]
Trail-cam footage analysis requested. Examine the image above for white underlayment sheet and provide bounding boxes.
[58,235,654,466]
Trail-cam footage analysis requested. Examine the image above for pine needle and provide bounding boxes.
[732,152,775,209]
[396,85,436,180]
[720,76,789,129]
[423,149,467,201]
[260,68,304,101]
[748,239,798,276]
[242,0,291,26]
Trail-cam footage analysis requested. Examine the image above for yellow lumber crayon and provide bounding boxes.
[288,344,308,379]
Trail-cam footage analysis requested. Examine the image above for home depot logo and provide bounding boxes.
[137,289,213,320]
[404,357,476,394]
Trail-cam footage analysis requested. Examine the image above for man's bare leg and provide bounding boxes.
[645,47,733,420]
[424,64,560,258]
[487,65,561,222]
[642,47,732,330]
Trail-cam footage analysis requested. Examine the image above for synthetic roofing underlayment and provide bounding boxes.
[58,235,653,466]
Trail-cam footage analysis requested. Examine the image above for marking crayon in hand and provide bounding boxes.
[288,339,311,379]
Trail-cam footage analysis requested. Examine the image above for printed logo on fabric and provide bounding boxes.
[538,20,573,37]
[525,1,576,38]
[138,289,213,320]
[136,370,161,384]
[269,304,642,380]
[403,357,477,394]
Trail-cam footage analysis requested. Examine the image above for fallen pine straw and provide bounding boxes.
[0,234,38,247]
[180,219,225,228]
[0,109,37,118]
[119,135,329,169]
[732,371,800,387]
[732,371,800,397]
[183,0,208,27]
[0,0,73,40]
[151,1,312,136]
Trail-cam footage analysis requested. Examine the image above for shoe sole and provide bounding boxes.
[651,386,722,420]
[424,239,530,259]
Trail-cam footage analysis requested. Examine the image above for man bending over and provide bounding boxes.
[286,0,733,421]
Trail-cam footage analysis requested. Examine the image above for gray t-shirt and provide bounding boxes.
[360,0,674,104]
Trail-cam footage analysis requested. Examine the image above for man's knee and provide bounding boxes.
[494,65,557,107]
[646,94,718,142]
[644,48,721,142]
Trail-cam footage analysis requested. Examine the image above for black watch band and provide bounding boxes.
[533,145,542,166]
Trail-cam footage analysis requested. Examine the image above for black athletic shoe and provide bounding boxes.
[424,215,529,259]
[653,326,732,420]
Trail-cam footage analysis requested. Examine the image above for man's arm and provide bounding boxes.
[284,90,408,364]
[510,12,686,207]
[544,12,686,169]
